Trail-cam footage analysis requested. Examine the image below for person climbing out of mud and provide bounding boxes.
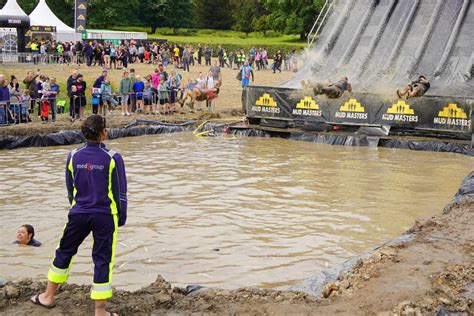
[397,75,430,100]
[178,80,221,112]
[301,76,352,99]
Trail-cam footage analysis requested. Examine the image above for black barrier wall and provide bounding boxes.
[244,86,474,135]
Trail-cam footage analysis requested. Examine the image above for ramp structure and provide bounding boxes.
[286,0,474,97]
[245,0,473,139]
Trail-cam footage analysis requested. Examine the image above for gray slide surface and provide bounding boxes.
[284,0,474,98]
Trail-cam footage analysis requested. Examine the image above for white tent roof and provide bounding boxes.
[29,0,75,33]
[0,0,28,16]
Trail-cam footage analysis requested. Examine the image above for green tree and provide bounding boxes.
[232,0,256,36]
[263,0,323,40]
[253,14,269,36]
[140,0,193,34]
[193,0,235,30]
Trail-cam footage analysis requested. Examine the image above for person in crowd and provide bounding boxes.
[67,70,77,118]
[49,77,60,122]
[0,75,10,108]
[71,74,87,120]
[40,77,51,123]
[133,76,144,113]
[110,45,117,69]
[273,50,283,73]
[83,42,94,67]
[301,76,352,99]
[209,60,222,84]
[143,81,153,115]
[93,69,108,111]
[31,115,127,316]
[167,70,180,114]
[119,71,132,116]
[157,79,170,114]
[23,70,40,114]
[182,47,191,72]
[14,224,41,247]
[36,75,46,117]
[129,69,137,112]
[197,44,203,65]
[397,75,430,99]
[241,61,254,88]
[204,46,212,66]
[100,78,118,116]
[9,75,22,105]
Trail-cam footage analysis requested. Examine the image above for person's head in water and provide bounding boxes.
[17,224,35,245]
[340,76,349,82]
[418,75,427,81]
[81,115,108,143]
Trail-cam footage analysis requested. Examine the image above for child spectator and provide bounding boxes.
[119,71,132,116]
[100,78,118,116]
[157,80,169,114]
[91,88,100,115]
[133,76,144,113]
[40,77,51,123]
[143,81,153,114]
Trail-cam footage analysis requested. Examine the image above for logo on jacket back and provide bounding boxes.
[77,163,105,171]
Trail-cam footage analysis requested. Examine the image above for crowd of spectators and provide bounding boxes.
[0,59,225,124]
[1,40,300,124]
[26,39,299,73]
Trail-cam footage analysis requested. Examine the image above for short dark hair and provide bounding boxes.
[22,224,35,239]
[81,115,106,141]
[419,75,427,80]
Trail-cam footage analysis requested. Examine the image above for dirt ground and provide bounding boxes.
[1,193,472,315]
[0,61,291,137]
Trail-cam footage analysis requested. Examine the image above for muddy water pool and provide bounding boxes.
[0,134,472,290]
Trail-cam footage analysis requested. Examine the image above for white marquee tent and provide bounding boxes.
[0,0,28,16]
[29,0,81,42]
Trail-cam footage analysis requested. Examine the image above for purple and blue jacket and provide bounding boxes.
[66,142,127,226]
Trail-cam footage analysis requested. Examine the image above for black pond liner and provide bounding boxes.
[203,124,473,156]
[0,120,196,150]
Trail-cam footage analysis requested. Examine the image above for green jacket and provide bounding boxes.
[119,78,133,95]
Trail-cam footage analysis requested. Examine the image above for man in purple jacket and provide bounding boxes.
[31,115,127,316]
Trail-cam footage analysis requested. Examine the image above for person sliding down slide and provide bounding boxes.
[301,76,352,99]
[397,75,430,100]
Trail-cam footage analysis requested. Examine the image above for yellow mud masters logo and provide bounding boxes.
[433,103,470,127]
[292,96,322,117]
[382,101,419,122]
[252,93,280,114]
[335,99,368,119]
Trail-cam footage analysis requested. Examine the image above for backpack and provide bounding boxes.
[236,69,242,81]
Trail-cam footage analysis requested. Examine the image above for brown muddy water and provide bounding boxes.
[0,134,472,291]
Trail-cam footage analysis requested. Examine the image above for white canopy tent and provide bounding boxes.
[0,0,28,16]
[29,0,81,42]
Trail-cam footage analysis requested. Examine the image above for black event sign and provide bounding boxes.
[75,0,87,33]
[244,86,473,134]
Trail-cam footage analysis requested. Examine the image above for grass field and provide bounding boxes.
[111,27,306,48]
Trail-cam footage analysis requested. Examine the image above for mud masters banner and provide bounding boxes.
[244,86,473,134]
[75,0,87,33]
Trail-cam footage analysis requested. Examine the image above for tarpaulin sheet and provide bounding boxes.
[0,124,191,150]
[244,86,474,135]
[223,125,473,156]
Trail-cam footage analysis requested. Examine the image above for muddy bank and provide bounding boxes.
[1,173,473,315]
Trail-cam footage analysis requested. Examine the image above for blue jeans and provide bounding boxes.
[50,98,57,121]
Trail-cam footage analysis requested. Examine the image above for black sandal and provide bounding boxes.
[31,294,56,309]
